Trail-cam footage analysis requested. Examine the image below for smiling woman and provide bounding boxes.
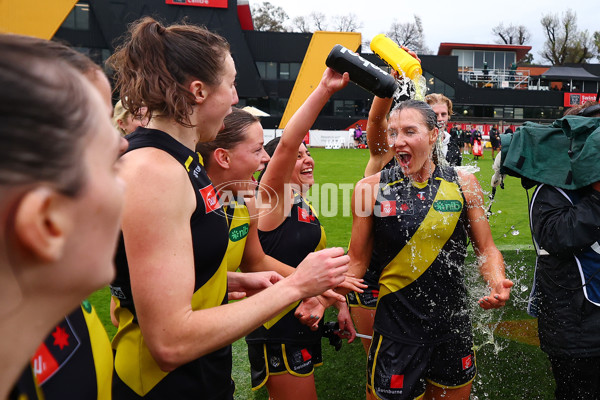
[106,17,350,400]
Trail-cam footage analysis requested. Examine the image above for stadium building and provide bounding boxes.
[49,0,600,133]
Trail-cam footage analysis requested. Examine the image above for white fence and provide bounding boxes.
[263,129,356,148]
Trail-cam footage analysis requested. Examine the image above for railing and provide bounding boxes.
[459,68,530,89]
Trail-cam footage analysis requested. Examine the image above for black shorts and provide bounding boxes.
[247,342,323,390]
[367,332,476,400]
[347,270,380,309]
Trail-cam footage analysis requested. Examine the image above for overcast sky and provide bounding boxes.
[262,1,598,64]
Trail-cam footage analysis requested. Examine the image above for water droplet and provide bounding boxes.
[511,230,520,236]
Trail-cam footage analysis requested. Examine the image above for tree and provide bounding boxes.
[492,23,531,45]
[291,16,311,33]
[251,1,289,32]
[540,9,594,64]
[309,12,328,31]
[385,15,430,55]
[290,12,329,33]
[593,31,600,61]
[332,13,362,32]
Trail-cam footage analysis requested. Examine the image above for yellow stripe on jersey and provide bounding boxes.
[112,299,169,396]
[184,155,193,172]
[262,301,301,329]
[80,303,113,400]
[307,201,327,251]
[378,178,463,301]
[112,257,227,395]
[191,256,228,310]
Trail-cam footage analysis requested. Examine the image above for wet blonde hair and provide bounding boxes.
[424,93,453,119]
[112,100,130,136]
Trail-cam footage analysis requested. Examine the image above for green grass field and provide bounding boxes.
[90,147,555,399]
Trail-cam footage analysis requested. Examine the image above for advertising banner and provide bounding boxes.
[165,0,227,8]
[564,92,597,107]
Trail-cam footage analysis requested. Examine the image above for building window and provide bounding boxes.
[333,100,359,117]
[494,107,504,118]
[484,51,495,68]
[255,61,278,80]
[505,52,516,69]
[256,62,266,78]
[265,62,277,79]
[424,72,455,100]
[514,107,524,119]
[62,2,90,30]
[280,63,290,80]
[290,63,301,80]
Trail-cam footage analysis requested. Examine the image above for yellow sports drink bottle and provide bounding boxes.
[370,34,422,80]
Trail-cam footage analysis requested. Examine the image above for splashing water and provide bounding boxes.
[392,72,427,102]
[464,247,543,399]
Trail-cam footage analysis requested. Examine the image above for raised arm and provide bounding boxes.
[257,68,349,228]
[119,150,349,372]
[458,170,513,309]
[364,93,395,177]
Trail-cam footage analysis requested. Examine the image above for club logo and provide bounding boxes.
[270,356,281,368]
[32,318,81,385]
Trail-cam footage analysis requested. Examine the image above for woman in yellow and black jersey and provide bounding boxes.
[196,108,292,278]
[107,17,351,400]
[343,100,514,400]
[245,68,360,400]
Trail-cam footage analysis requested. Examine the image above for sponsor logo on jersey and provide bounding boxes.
[380,200,396,217]
[298,207,316,223]
[301,348,312,362]
[433,199,462,212]
[32,318,81,385]
[462,354,473,370]
[229,223,249,242]
[417,191,426,201]
[199,185,221,213]
[390,374,404,388]
[372,289,379,298]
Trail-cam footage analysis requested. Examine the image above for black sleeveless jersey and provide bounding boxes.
[246,193,326,345]
[10,366,43,400]
[110,128,232,399]
[30,302,112,399]
[371,165,471,344]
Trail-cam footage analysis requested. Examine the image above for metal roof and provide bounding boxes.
[437,43,532,62]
